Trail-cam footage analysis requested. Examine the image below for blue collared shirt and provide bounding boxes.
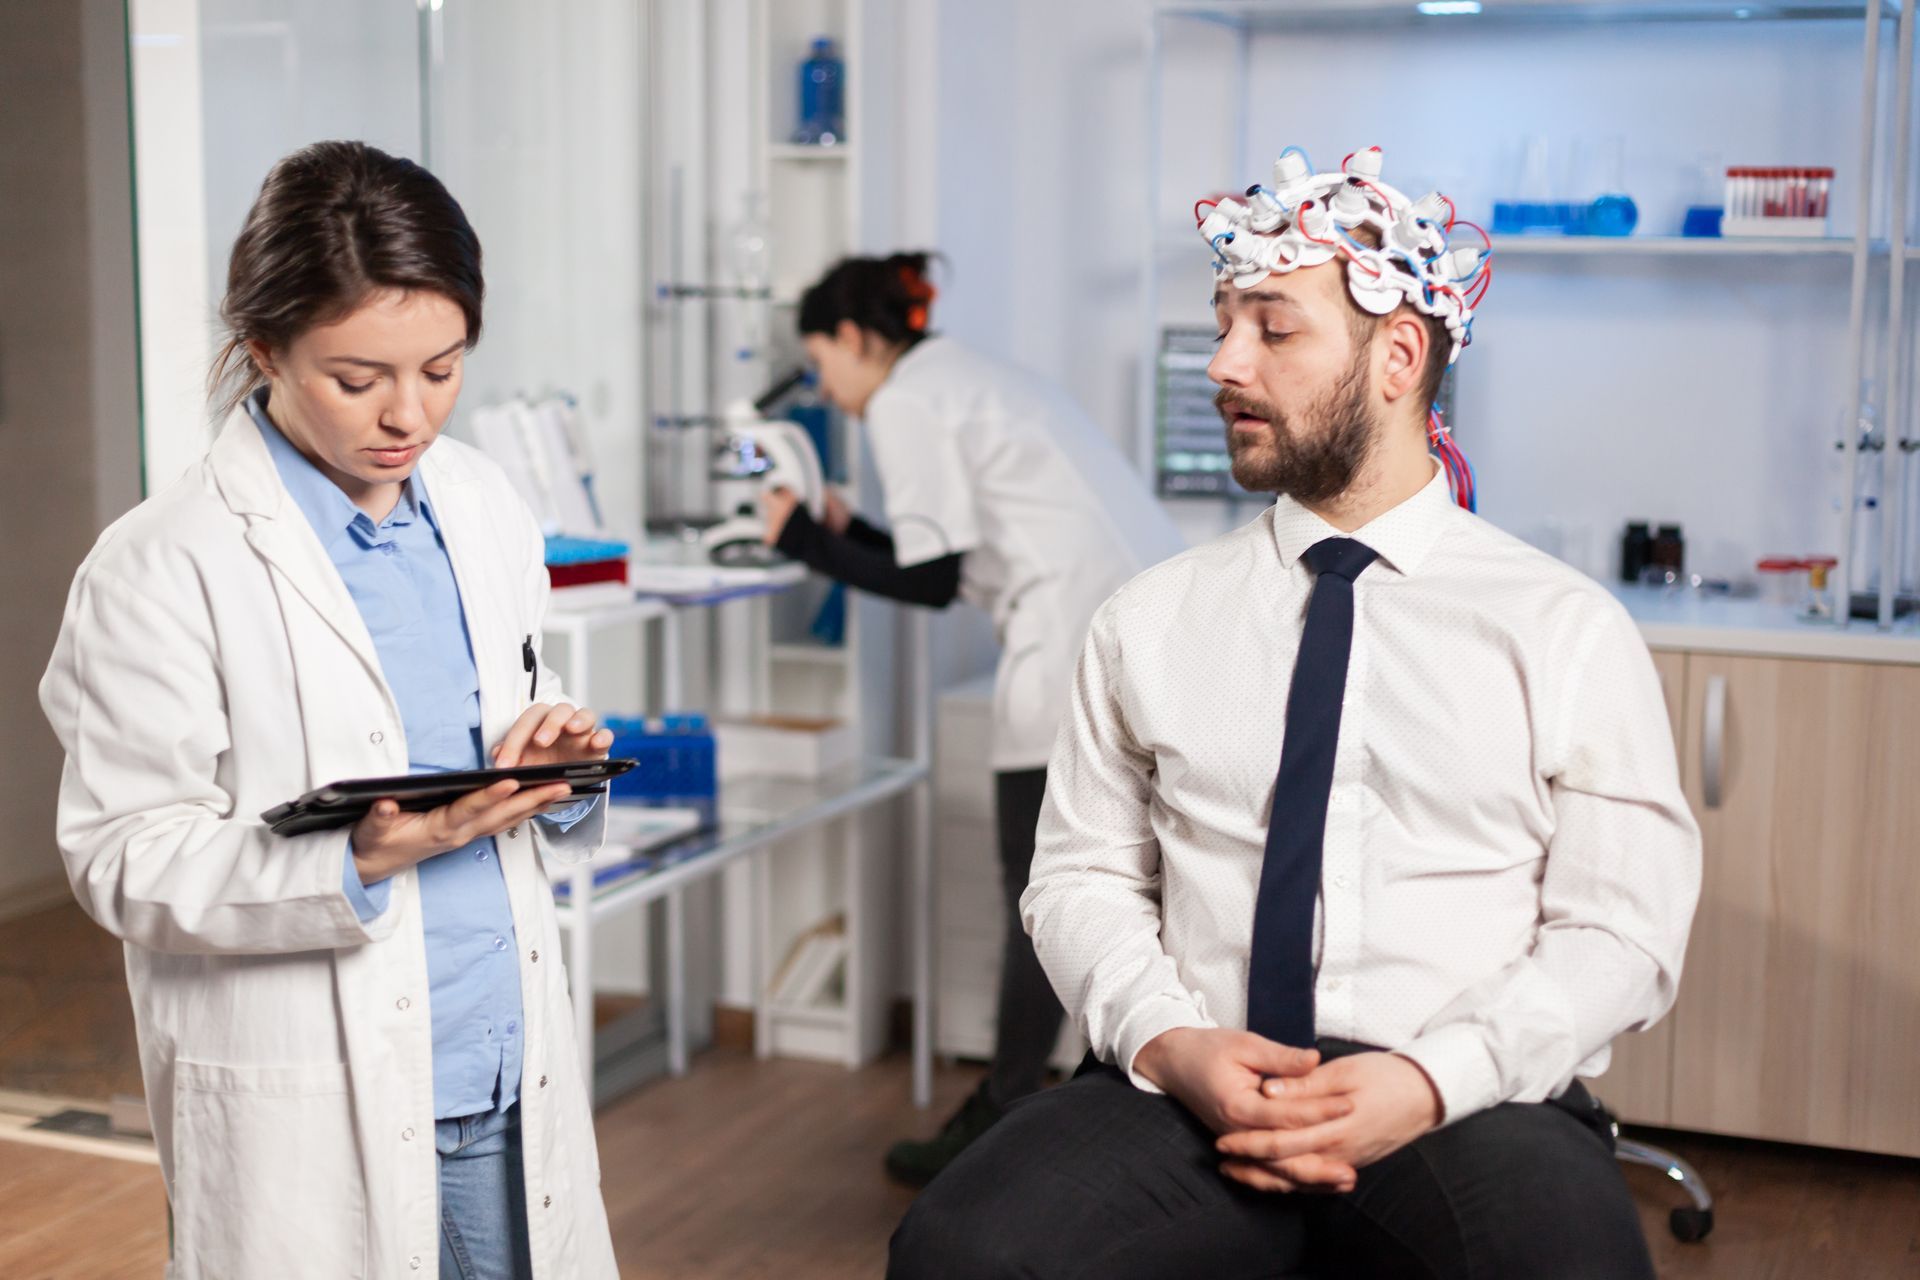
[251,391,582,1119]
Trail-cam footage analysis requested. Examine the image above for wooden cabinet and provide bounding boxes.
[1665,654,1920,1157]
[1595,649,1920,1156]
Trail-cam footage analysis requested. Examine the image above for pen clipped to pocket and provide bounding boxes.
[522,634,537,702]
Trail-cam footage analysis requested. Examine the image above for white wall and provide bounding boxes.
[1233,19,1899,587]
[901,4,1916,595]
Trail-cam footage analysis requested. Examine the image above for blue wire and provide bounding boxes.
[1209,231,1234,270]
[1279,145,1314,173]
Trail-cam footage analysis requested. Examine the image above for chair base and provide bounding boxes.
[1615,1133,1716,1243]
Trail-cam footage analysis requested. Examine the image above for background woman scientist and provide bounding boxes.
[40,142,618,1279]
[761,252,1184,1187]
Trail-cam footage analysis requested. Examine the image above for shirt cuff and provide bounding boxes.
[1395,1022,1501,1128]
[1116,996,1217,1094]
[341,842,393,923]
[537,792,601,833]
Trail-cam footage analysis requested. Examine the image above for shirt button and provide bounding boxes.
[401,1127,415,1141]
[369,731,384,744]
[476,849,490,862]
[396,996,411,1011]
[507,1021,518,1035]
[493,937,508,952]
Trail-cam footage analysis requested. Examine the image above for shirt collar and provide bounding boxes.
[1268,460,1456,579]
[247,388,436,543]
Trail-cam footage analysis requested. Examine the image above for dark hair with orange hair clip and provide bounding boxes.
[798,251,942,349]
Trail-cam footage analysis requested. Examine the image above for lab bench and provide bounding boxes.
[1613,583,1920,666]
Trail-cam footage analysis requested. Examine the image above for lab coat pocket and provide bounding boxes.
[171,1059,366,1280]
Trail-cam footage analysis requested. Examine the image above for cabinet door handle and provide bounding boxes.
[1702,674,1728,809]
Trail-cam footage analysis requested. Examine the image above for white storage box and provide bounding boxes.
[713,714,855,780]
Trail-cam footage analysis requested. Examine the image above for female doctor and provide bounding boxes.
[40,142,618,1279]
[763,253,1184,1187]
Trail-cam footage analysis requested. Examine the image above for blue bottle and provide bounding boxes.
[794,37,845,145]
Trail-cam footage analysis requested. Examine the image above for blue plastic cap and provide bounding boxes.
[811,36,834,53]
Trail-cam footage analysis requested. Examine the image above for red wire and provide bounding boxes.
[1467,261,1493,307]
[1342,150,1357,170]
[1440,193,1457,230]
[1350,177,1398,218]
[1294,199,1336,245]
[1195,198,1219,226]
[1453,218,1493,252]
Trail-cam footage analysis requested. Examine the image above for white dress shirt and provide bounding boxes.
[1021,463,1702,1125]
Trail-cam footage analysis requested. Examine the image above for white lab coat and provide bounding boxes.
[863,337,1185,770]
[39,406,618,1280]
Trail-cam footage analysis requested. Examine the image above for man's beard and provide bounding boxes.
[1216,346,1376,504]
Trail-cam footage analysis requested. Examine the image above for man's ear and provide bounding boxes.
[1378,309,1428,406]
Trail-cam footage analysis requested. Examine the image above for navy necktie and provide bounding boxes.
[1247,535,1379,1048]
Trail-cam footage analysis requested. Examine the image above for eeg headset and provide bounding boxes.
[1197,146,1491,511]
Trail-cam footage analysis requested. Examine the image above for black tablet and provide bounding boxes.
[262,759,638,837]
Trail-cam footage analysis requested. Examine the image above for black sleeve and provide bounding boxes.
[775,505,963,609]
[842,514,896,553]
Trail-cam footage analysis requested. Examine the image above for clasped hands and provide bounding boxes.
[1134,1027,1444,1195]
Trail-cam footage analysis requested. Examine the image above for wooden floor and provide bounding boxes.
[3,1045,1917,1278]
[7,905,1917,1277]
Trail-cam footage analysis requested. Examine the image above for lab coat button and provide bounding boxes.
[370,731,384,744]
[402,1127,415,1141]
[396,996,411,1011]
[539,1075,548,1088]
[543,1196,552,1209]
[530,950,539,963]
[507,826,520,839]
[1326,978,1343,992]
[409,1258,422,1271]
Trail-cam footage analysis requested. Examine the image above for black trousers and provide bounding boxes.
[985,768,1064,1106]
[890,1043,1655,1280]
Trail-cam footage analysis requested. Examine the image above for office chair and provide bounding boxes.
[1608,1109,1716,1242]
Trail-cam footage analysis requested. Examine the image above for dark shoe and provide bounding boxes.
[884,1080,1004,1189]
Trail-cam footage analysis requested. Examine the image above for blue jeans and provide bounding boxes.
[436,1105,532,1280]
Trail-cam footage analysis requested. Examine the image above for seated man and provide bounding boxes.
[889,146,1701,1280]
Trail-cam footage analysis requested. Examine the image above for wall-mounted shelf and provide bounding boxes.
[1155,0,1901,33]
[1488,234,1881,257]
[1157,228,1886,261]
[769,143,855,163]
